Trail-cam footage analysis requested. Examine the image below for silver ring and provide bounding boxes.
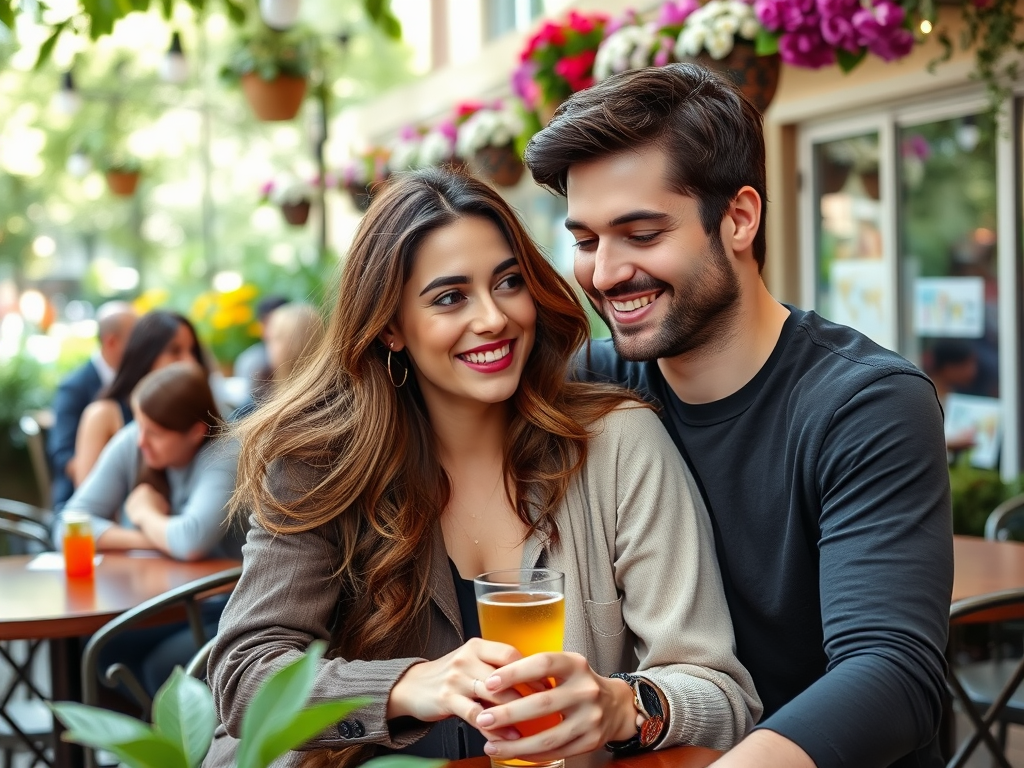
[472,678,481,697]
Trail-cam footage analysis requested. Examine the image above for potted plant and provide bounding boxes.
[455,101,528,188]
[103,155,143,197]
[339,147,391,212]
[190,284,263,373]
[594,1,698,81]
[50,641,441,768]
[676,0,781,112]
[513,10,611,124]
[259,175,317,226]
[222,23,314,121]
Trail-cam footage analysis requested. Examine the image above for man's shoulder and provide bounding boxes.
[575,339,662,391]
[59,360,101,391]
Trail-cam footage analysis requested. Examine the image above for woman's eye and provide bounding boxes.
[433,291,465,308]
[496,273,525,291]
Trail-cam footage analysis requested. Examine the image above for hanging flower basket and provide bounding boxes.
[240,73,307,121]
[280,200,311,226]
[695,43,781,114]
[473,145,526,188]
[106,170,141,197]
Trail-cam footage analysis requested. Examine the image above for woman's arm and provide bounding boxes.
[70,400,122,486]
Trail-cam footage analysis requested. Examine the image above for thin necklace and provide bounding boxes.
[443,473,504,546]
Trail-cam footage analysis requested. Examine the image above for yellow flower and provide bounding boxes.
[232,305,255,326]
[211,309,235,330]
[192,293,214,319]
[134,289,170,315]
[221,284,259,306]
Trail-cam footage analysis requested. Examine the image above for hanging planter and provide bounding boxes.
[696,43,781,114]
[105,169,141,197]
[259,0,301,30]
[473,145,525,188]
[280,199,311,226]
[240,73,307,121]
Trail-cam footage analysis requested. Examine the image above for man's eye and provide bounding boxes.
[572,238,597,251]
[631,232,659,243]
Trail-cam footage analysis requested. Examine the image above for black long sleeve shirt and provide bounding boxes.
[578,307,952,768]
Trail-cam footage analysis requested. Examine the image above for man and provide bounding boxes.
[231,294,289,397]
[47,301,136,509]
[524,63,952,768]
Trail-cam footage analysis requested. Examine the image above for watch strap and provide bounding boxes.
[605,672,665,752]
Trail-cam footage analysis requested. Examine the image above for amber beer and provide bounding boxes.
[475,569,565,768]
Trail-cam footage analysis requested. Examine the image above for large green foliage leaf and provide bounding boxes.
[250,700,367,768]
[50,702,188,768]
[0,0,14,31]
[152,668,217,768]
[364,758,446,768]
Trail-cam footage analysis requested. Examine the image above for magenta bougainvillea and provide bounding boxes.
[513,10,610,109]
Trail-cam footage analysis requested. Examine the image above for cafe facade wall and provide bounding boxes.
[341,0,1023,478]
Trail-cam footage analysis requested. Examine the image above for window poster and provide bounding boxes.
[914,277,985,338]
[945,393,1002,470]
[829,259,893,350]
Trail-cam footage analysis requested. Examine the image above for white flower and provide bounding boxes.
[594,24,658,80]
[675,0,760,59]
[388,136,422,172]
[269,175,314,205]
[456,105,526,156]
[418,128,457,167]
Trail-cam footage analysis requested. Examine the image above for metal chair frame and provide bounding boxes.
[18,411,53,512]
[79,567,242,768]
[948,587,1024,768]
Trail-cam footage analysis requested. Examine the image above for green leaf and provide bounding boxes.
[50,703,189,768]
[0,0,14,31]
[159,0,172,17]
[151,668,216,768]
[236,641,327,768]
[364,0,385,22]
[363,758,447,768]
[836,48,866,73]
[222,0,246,25]
[34,22,67,70]
[254,700,368,767]
[379,11,402,40]
[754,28,779,57]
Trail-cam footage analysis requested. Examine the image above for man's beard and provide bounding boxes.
[592,234,741,362]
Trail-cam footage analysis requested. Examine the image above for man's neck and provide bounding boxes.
[92,349,118,387]
[656,281,790,405]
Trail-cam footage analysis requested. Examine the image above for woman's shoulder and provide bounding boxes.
[80,398,123,429]
[586,402,666,447]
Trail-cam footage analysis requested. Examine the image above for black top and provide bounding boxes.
[577,307,953,768]
[448,560,486,758]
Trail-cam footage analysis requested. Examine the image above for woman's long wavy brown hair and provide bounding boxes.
[231,168,638,767]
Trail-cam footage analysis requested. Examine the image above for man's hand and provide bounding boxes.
[712,729,816,767]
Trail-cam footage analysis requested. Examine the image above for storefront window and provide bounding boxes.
[898,113,1000,466]
[812,132,890,348]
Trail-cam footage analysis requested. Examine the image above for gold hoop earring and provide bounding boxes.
[387,345,408,388]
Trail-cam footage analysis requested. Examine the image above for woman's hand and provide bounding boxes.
[474,652,638,762]
[387,638,524,726]
[124,483,170,526]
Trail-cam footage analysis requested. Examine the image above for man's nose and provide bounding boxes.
[591,244,635,294]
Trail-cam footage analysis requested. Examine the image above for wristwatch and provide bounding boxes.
[605,672,666,753]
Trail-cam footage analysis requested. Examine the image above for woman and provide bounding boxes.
[230,302,325,420]
[70,310,207,486]
[57,360,241,562]
[205,169,759,767]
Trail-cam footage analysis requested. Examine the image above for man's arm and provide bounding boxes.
[712,729,814,767]
[47,373,95,506]
[731,373,952,768]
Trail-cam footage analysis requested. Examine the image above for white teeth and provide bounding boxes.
[610,293,657,312]
[461,343,511,364]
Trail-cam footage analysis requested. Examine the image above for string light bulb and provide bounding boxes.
[160,32,189,84]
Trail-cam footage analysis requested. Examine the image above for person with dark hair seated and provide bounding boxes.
[69,310,208,488]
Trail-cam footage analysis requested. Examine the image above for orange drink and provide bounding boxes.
[475,569,565,768]
[62,513,95,579]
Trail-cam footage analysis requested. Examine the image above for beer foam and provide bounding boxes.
[477,591,563,606]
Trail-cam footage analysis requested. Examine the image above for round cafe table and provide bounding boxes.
[0,551,241,768]
[445,745,722,768]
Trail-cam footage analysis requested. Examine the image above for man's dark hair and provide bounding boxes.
[525,62,768,270]
[257,295,289,322]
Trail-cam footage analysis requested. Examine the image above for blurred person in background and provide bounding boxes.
[55,361,243,698]
[230,302,325,421]
[48,301,137,510]
[232,294,289,400]
[69,310,208,487]
[925,338,980,454]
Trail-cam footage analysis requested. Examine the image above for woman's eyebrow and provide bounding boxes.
[419,275,468,296]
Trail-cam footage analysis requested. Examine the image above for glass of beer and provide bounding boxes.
[62,512,96,579]
[474,568,565,768]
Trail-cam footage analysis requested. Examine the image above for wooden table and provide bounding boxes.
[952,535,1024,624]
[0,551,240,768]
[445,745,722,768]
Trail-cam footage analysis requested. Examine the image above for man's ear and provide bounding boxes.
[722,186,761,256]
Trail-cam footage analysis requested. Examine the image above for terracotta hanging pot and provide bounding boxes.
[240,73,307,121]
[696,42,781,114]
[473,145,525,188]
[280,200,311,226]
[106,170,140,197]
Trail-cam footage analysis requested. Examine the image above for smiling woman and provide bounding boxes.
[205,167,761,768]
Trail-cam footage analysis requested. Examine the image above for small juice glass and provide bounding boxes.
[62,513,95,579]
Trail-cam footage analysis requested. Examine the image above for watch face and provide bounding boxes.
[639,715,664,747]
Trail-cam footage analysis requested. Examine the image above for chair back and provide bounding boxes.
[79,566,242,768]
[19,410,53,510]
[0,499,54,554]
[985,494,1024,542]
[184,636,218,680]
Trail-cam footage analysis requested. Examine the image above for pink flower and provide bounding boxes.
[555,50,597,92]
[778,27,836,67]
[653,36,676,67]
[657,0,699,26]
[512,62,540,106]
[605,9,640,36]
